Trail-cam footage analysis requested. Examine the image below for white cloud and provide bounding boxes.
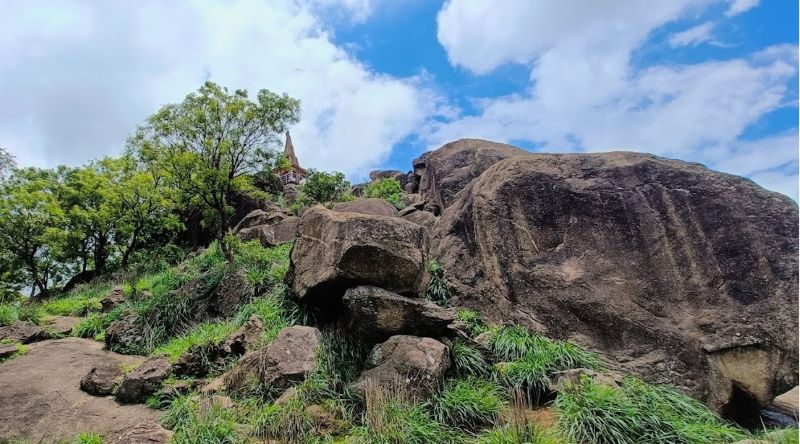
[0,0,432,178]
[669,22,716,47]
[433,0,797,198]
[726,0,759,16]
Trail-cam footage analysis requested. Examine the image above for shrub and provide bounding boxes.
[451,339,491,377]
[472,422,561,444]
[426,260,451,307]
[153,321,237,363]
[0,303,18,326]
[456,308,488,337]
[300,170,351,204]
[71,432,103,444]
[363,177,404,209]
[40,283,109,316]
[163,395,242,444]
[555,376,748,444]
[429,377,506,431]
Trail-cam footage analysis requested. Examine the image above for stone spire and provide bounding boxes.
[284,131,300,168]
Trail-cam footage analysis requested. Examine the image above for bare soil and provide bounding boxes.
[0,337,160,443]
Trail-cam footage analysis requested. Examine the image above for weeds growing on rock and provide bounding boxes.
[456,308,488,337]
[153,321,237,363]
[451,339,491,377]
[427,259,451,307]
[71,431,102,444]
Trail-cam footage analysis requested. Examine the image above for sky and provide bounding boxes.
[1,0,797,199]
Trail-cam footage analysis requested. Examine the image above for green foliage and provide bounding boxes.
[472,422,561,444]
[71,432,103,444]
[0,303,18,326]
[251,396,316,443]
[232,239,291,289]
[429,377,506,431]
[456,308,489,337]
[363,178,405,209]
[153,321,237,363]
[17,303,44,325]
[487,325,602,398]
[451,339,491,377]
[162,395,242,444]
[555,376,748,444]
[353,393,463,444]
[300,169,352,204]
[39,283,109,316]
[130,81,300,252]
[73,313,109,339]
[233,286,301,346]
[427,260,451,307]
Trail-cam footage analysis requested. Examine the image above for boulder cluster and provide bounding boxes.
[73,139,797,428]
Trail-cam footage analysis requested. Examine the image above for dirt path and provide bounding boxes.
[0,337,160,442]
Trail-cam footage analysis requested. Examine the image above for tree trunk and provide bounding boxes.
[121,227,141,269]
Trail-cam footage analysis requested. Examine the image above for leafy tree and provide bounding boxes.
[130,81,300,260]
[300,170,351,204]
[0,147,16,180]
[363,177,404,209]
[0,168,67,298]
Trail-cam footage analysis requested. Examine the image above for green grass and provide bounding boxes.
[456,308,489,337]
[39,282,109,316]
[451,339,491,377]
[426,260,451,307]
[73,308,124,340]
[0,303,18,326]
[233,284,304,347]
[353,395,463,444]
[71,432,103,444]
[233,239,292,289]
[472,422,562,444]
[162,395,242,444]
[487,326,602,398]
[153,321,237,363]
[429,377,506,431]
[555,376,748,444]
[251,395,316,442]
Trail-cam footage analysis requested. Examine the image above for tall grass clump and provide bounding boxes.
[352,381,463,444]
[472,422,561,444]
[232,239,291,290]
[233,283,305,347]
[456,308,488,337]
[162,394,242,444]
[487,325,602,399]
[0,303,18,326]
[427,259,451,307]
[72,308,124,340]
[451,339,491,377]
[71,431,103,444]
[40,282,110,316]
[555,376,748,444]
[429,377,506,431]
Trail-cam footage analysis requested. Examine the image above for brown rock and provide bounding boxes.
[342,286,456,340]
[283,184,300,205]
[116,356,171,404]
[225,326,322,395]
[333,198,399,217]
[221,314,264,355]
[101,286,127,312]
[0,343,20,360]
[233,208,287,233]
[369,169,407,187]
[238,216,300,247]
[427,140,798,414]
[107,421,173,444]
[767,386,799,419]
[354,335,450,397]
[209,271,252,318]
[44,316,81,337]
[105,314,145,353]
[0,320,49,344]
[287,206,429,303]
[81,361,125,396]
[402,209,436,230]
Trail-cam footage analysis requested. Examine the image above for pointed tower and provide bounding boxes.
[277,131,307,185]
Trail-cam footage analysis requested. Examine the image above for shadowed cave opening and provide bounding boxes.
[721,383,763,428]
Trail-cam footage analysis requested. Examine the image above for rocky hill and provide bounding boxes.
[0,139,797,443]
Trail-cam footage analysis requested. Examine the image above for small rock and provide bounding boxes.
[767,386,799,419]
[353,335,450,397]
[209,271,252,318]
[101,286,126,312]
[44,316,81,337]
[0,343,19,360]
[0,320,49,344]
[116,356,171,404]
[107,421,173,444]
[200,376,226,395]
[221,315,264,355]
[80,361,125,396]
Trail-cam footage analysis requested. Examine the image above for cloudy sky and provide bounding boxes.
[1,0,797,199]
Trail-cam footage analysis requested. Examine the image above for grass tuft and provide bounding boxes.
[426,259,451,307]
[472,422,561,444]
[451,339,491,377]
[153,321,237,363]
[71,432,103,444]
[456,308,488,337]
[0,303,18,326]
[162,394,242,444]
[429,377,506,431]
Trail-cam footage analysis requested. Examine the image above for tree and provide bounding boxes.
[130,81,300,260]
[300,170,352,204]
[0,147,15,180]
[363,177,404,209]
[0,168,67,298]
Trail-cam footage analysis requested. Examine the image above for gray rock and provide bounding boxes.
[233,209,287,233]
[116,356,171,404]
[107,421,173,444]
[101,286,126,312]
[333,198,398,217]
[81,361,125,396]
[0,321,49,344]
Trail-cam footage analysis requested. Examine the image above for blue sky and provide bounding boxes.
[0,0,797,199]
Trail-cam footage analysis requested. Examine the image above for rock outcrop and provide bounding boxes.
[108,422,173,444]
[332,198,398,217]
[287,206,429,305]
[225,326,321,395]
[0,320,49,344]
[101,286,126,312]
[422,139,798,415]
[354,335,450,397]
[238,216,300,247]
[81,361,125,396]
[233,208,286,233]
[342,286,455,340]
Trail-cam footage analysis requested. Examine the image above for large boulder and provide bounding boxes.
[233,208,287,233]
[333,198,398,217]
[369,169,407,187]
[428,141,798,416]
[225,326,321,395]
[287,206,429,304]
[105,313,146,353]
[238,216,300,247]
[402,209,436,230]
[342,286,456,340]
[208,271,252,318]
[116,356,171,404]
[81,361,125,396]
[353,335,450,397]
